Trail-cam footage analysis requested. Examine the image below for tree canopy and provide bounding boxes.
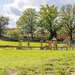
[60,4,75,40]
[39,5,60,40]
[16,8,37,40]
[16,4,75,41]
[0,16,9,37]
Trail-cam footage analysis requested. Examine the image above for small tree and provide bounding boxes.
[39,5,59,40]
[16,8,37,41]
[0,16,9,37]
[60,4,75,41]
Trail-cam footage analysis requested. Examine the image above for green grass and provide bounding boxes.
[0,40,65,47]
[0,40,44,46]
[0,49,75,74]
[0,41,75,74]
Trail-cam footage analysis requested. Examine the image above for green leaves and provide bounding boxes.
[17,8,37,34]
[0,16,9,36]
[59,4,75,40]
[39,5,60,39]
[16,4,75,40]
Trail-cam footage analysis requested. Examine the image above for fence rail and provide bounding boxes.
[0,45,74,50]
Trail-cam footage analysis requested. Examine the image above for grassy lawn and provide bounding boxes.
[0,40,44,46]
[0,41,75,74]
[0,49,74,74]
[0,40,66,47]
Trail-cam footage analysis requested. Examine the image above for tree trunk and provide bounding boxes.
[48,30,57,40]
[69,29,73,41]
[31,32,34,41]
[70,33,73,41]
[0,33,2,39]
[0,29,2,39]
[70,33,72,41]
[28,41,30,47]
[28,34,30,47]
[40,37,43,49]
[0,26,3,38]
[69,32,72,46]
[68,30,73,46]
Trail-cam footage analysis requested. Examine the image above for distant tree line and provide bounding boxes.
[16,4,75,41]
[0,4,75,42]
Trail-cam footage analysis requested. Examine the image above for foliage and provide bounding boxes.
[60,4,75,40]
[16,8,37,40]
[0,48,74,74]
[5,28,19,40]
[39,5,60,39]
[0,16,9,37]
[16,4,75,41]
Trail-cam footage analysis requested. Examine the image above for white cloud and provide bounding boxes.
[1,0,75,28]
[62,0,73,4]
[8,0,48,11]
[0,0,46,28]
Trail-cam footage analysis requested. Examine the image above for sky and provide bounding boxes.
[0,0,75,28]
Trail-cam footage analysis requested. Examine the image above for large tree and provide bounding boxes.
[16,8,37,40]
[39,5,60,40]
[0,16,9,37]
[60,5,75,41]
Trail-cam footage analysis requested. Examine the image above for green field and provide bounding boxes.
[0,49,75,74]
[0,40,43,46]
[0,41,75,75]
